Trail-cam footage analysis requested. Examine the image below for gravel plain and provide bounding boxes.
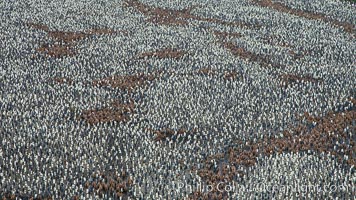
[0,0,355,199]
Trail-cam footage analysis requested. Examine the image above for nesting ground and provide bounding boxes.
[0,0,356,199]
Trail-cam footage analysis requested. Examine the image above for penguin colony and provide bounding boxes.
[0,0,355,199]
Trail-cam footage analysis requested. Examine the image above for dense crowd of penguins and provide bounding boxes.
[0,0,355,199]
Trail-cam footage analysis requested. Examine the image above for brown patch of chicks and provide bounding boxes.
[137,48,187,59]
[27,22,125,58]
[123,0,256,28]
[190,98,356,199]
[92,72,157,91]
[80,99,135,125]
[252,0,355,35]
[280,73,322,87]
[84,171,133,199]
